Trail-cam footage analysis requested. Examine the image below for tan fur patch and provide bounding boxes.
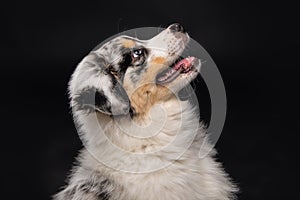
[122,39,136,48]
[129,83,174,119]
[151,56,166,65]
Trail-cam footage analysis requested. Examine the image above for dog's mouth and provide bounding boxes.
[156,56,198,85]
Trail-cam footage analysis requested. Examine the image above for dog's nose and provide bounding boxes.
[169,23,185,33]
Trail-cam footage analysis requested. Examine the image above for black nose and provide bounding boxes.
[169,23,185,33]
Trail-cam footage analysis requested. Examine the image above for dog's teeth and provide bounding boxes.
[158,76,167,81]
[167,68,176,76]
[157,68,177,82]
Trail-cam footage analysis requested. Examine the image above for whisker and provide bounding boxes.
[200,59,208,65]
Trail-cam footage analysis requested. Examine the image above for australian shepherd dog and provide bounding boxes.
[54,23,237,200]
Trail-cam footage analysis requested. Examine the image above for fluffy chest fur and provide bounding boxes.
[57,99,236,200]
[71,100,234,200]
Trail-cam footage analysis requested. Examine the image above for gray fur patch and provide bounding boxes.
[53,171,114,200]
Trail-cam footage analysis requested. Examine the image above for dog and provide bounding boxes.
[53,23,237,200]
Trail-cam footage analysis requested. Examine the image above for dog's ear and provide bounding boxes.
[70,53,131,116]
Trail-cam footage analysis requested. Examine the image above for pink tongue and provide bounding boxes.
[173,57,195,71]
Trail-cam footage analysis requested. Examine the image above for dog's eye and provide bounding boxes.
[130,48,146,66]
[132,49,144,58]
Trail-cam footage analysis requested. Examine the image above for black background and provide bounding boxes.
[2,0,299,199]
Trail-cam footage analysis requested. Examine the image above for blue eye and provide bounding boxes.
[132,49,143,58]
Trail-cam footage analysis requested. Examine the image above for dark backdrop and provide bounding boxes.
[2,0,299,199]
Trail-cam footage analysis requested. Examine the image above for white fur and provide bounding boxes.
[56,99,237,200]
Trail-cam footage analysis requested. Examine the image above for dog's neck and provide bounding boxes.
[75,98,199,146]
[73,98,200,172]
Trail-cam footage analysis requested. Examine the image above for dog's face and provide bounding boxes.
[70,23,201,117]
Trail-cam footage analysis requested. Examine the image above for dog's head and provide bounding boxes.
[69,23,201,118]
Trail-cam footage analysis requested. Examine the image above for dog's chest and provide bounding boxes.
[111,162,200,200]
